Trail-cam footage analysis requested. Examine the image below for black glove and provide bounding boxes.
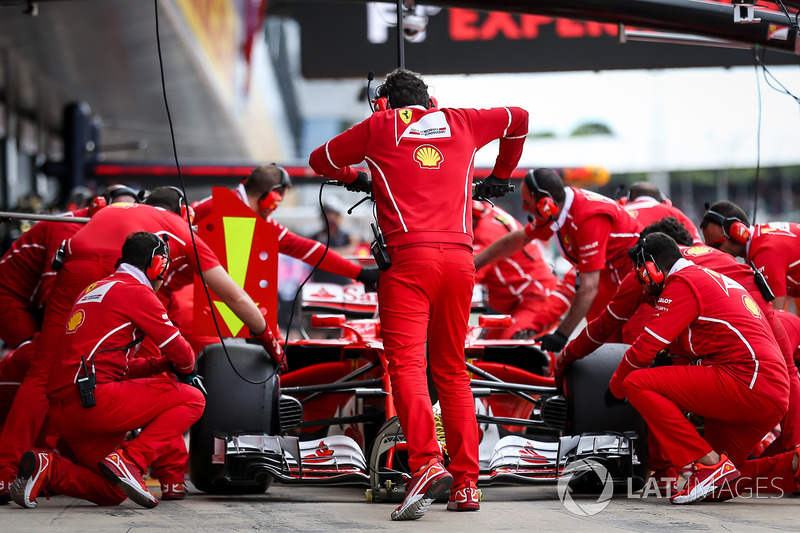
[345,171,373,195]
[170,363,207,397]
[604,387,627,406]
[473,174,513,199]
[536,331,568,353]
[357,265,380,292]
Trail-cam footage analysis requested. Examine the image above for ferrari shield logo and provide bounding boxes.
[399,109,413,125]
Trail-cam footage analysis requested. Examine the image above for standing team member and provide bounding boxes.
[475,168,641,353]
[622,182,701,242]
[701,200,800,311]
[611,233,796,504]
[0,187,281,496]
[472,200,572,339]
[10,232,204,509]
[310,68,528,520]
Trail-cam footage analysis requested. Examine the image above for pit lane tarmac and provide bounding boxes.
[1,482,797,532]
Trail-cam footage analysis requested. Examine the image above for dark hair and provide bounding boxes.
[243,164,291,197]
[628,182,663,202]
[640,216,693,246]
[100,184,141,204]
[526,168,566,204]
[120,232,166,273]
[628,232,682,269]
[377,68,429,109]
[143,186,182,214]
[700,200,749,230]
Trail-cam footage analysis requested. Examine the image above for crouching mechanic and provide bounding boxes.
[9,232,205,509]
[610,233,799,504]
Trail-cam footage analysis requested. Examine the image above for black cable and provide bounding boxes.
[751,47,763,224]
[154,0,272,385]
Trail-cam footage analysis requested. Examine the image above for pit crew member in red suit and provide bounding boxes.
[560,217,800,481]
[0,187,280,497]
[622,182,701,243]
[701,200,800,312]
[471,200,572,339]
[309,68,528,520]
[9,232,204,509]
[190,163,378,287]
[0,186,139,349]
[777,309,800,364]
[475,168,641,354]
[610,232,798,504]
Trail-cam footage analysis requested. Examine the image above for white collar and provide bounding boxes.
[668,257,694,277]
[549,186,574,231]
[117,263,153,287]
[235,183,249,205]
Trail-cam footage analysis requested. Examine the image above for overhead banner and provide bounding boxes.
[287,2,797,78]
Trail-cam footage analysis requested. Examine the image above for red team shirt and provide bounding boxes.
[473,203,558,312]
[309,105,529,247]
[746,222,800,299]
[49,264,195,395]
[613,259,789,399]
[623,196,702,243]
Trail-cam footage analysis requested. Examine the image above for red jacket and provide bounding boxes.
[473,203,557,312]
[309,105,528,247]
[191,184,361,280]
[623,196,701,243]
[0,209,88,310]
[567,244,783,362]
[49,265,195,395]
[611,259,789,401]
[525,187,641,282]
[747,222,800,298]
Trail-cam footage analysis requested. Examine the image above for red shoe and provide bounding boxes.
[447,480,480,512]
[670,454,739,505]
[10,451,53,509]
[160,481,188,501]
[390,458,453,521]
[99,448,158,509]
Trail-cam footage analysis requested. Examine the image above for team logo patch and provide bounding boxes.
[398,109,413,125]
[66,310,85,334]
[684,245,712,257]
[413,144,443,169]
[742,295,761,317]
[84,283,98,294]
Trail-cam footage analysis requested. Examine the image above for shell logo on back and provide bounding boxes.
[66,310,85,334]
[413,144,443,169]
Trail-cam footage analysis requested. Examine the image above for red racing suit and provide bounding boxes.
[309,103,528,486]
[472,202,568,338]
[746,222,800,300]
[0,209,87,348]
[44,265,203,505]
[623,196,701,243]
[0,203,218,479]
[610,259,790,475]
[567,244,800,454]
[525,187,641,321]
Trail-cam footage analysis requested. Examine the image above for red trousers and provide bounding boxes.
[46,377,204,505]
[0,339,34,426]
[379,244,478,486]
[0,292,39,349]
[0,259,107,478]
[484,289,566,340]
[622,364,787,469]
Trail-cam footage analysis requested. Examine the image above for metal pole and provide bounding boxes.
[0,211,90,224]
[396,0,405,69]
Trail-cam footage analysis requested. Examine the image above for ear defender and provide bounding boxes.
[524,170,559,220]
[705,209,751,244]
[635,244,665,288]
[165,186,192,223]
[257,165,291,214]
[88,196,107,217]
[145,235,170,281]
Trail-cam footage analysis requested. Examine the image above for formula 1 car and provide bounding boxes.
[188,283,648,498]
